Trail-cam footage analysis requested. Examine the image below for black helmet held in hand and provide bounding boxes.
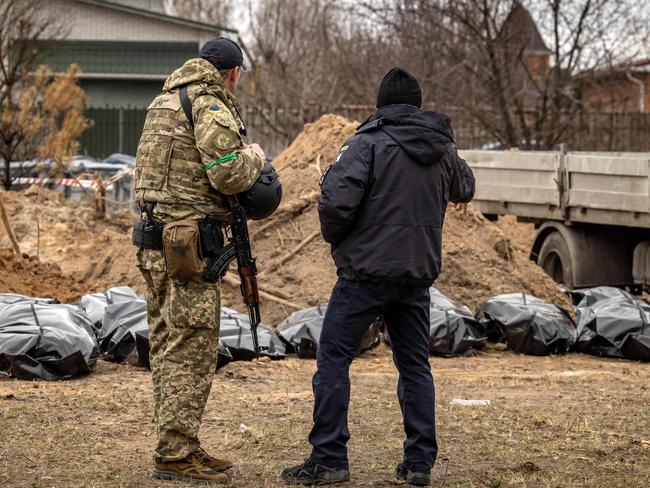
[237,160,282,220]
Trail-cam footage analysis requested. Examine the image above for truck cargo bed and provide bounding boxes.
[461,150,650,229]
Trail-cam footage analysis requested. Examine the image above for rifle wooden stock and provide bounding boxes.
[239,266,260,306]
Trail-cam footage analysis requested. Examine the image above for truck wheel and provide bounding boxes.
[537,232,574,288]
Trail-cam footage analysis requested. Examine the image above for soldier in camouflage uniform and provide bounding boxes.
[134,38,264,484]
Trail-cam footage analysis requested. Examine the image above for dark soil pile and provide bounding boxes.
[0,249,84,302]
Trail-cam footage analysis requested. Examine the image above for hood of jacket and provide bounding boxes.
[164,58,225,91]
[163,57,242,114]
[357,104,455,165]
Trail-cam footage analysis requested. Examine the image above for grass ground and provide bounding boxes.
[1,347,649,488]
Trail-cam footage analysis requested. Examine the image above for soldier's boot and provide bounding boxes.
[152,451,230,485]
[394,463,431,486]
[281,459,350,485]
[194,447,234,472]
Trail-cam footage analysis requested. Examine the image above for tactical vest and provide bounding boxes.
[134,87,227,209]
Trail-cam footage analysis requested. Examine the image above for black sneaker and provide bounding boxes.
[281,459,350,485]
[394,463,431,486]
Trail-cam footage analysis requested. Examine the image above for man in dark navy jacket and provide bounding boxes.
[282,68,475,486]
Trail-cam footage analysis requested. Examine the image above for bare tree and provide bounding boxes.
[197,0,648,153]
[245,1,341,108]
[363,0,650,149]
[0,0,85,190]
[239,0,406,154]
[236,0,342,151]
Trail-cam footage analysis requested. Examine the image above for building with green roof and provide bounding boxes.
[32,0,235,156]
[40,0,235,108]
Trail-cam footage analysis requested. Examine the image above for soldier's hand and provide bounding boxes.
[247,143,266,161]
[454,203,468,214]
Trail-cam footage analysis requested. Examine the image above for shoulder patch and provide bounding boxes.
[209,107,222,111]
[319,164,333,187]
[210,107,239,132]
[336,145,349,162]
[215,129,239,150]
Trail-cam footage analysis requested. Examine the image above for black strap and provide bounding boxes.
[231,104,247,137]
[144,202,155,220]
[179,85,194,129]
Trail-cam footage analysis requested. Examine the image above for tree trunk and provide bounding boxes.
[0,192,20,253]
[94,172,106,219]
[2,155,12,190]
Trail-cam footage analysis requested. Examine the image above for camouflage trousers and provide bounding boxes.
[137,248,221,462]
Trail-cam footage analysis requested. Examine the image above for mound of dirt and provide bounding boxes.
[496,215,537,255]
[0,187,143,298]
[0,114,569,325]
[242,114,570,324]
[274,114,360,201]
[0,250,84,303]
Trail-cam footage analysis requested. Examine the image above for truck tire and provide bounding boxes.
[537,232,574,288]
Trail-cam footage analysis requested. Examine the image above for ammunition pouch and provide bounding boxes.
[162,220,204,280]
[132,203,164,250]
[134,202,226,280]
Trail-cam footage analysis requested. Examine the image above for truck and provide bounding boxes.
[460,149,650,292]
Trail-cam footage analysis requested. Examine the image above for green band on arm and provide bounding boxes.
[205,153,238,171]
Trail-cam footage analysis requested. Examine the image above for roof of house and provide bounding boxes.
[75,0,237,34]
[499,1,551,54]
[624,58,650,72]
[586,58,650,77]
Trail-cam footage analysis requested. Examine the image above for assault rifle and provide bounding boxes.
[203,203,264,357]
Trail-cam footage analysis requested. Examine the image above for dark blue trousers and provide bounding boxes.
[308,279,437,472]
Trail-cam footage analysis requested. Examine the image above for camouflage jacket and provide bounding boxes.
[134,58,263,222]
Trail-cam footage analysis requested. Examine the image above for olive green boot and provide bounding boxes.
[153,451,230,484]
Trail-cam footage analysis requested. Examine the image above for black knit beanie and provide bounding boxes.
[376,68,422,108]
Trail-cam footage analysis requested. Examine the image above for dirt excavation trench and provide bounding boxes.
[1,115,649,487]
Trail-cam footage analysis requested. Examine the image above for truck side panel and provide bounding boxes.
[461,150,561,221]
[566,154,650,227]
[460,150,650,229]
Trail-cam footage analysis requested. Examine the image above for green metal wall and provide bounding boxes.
[14,40,201,159]
[81,79,163,108]
[80,107,147,159]
[34,40,198,75]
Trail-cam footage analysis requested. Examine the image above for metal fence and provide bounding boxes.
[80,107,147,159]
[79,106,650,160]
[568,112,650,152]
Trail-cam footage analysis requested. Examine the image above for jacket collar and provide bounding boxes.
[358,104,420,130]
[356,104,454,144]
